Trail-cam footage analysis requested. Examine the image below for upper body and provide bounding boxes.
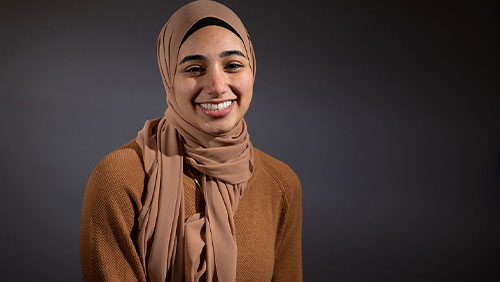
[80,1,302,281]
[80,139,302,281]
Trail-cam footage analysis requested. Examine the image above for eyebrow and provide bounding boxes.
[178,50,246,65]
[178,54,206,65]
[219,50,246,58]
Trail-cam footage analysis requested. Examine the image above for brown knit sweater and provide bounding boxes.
[80,139,302,281]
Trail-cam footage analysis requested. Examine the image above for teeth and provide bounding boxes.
[200,101,233,111]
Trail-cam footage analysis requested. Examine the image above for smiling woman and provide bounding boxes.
[174,24,254,135]
[80,1,302,282]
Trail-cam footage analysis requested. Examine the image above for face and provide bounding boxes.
[174,25,254,136]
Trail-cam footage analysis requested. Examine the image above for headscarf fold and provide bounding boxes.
[135,1,256,281]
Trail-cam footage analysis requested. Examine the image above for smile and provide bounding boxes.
[197,100,235,117]
[199,100,233,111]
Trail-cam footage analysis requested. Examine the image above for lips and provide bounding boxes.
[197,100,235,117]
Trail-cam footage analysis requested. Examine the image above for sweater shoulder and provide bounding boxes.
[92,139,144,182]
[253,148,302,200]
[84,139,145,208]
[80,139,147,281]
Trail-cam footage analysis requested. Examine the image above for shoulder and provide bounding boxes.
[83,139,145,221]
[252,148,302,251]
[253,147,302,203]
[81,139,147,281]
[92,139,144,180]
[89,139,145,187]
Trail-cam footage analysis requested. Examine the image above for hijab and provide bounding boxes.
[135,1,256,281]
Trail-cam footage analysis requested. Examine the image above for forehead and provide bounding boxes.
[177,25,246,57]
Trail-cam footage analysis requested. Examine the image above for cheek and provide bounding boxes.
[174,77,198,107]
[234,72,254,100]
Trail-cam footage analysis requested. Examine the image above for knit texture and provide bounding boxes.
[80,139,302,281]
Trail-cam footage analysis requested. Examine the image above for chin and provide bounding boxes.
[204,125,233,136]
[201,119,238,136]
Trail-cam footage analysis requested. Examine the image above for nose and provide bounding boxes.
[205,66,229,96]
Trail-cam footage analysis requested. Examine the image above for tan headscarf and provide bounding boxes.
[135,1,256,281]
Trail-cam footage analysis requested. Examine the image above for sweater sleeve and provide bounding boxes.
[80,147,147,282]
[272,170,303,282]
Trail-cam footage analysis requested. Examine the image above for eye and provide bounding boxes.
[225,63,243,71]
[185,66,205,75]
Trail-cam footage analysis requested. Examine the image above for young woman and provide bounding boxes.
[80,1,302,281]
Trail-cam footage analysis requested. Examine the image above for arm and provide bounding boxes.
[80,150,147,282]
[272,173,303,281]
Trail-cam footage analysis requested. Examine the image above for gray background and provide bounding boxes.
[1,0,499,281]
